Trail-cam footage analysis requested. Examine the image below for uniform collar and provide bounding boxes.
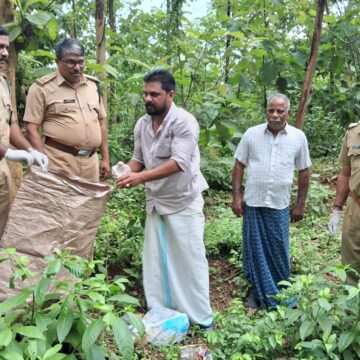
[56,71,86,87]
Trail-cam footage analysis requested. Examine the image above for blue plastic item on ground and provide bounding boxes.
[142,307,190,345]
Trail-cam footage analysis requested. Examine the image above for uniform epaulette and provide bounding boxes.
[84,74,100,83]
[347,122,360,129]
[35,72,57,87]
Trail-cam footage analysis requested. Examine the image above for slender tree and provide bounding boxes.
[295,0,326,129]
[96,0,107,109]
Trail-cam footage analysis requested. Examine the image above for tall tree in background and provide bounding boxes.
[295,0,326,129]
[96,0,107,109]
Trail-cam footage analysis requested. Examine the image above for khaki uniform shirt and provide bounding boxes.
[339,122,360,196]
[0,73,14,238]
[0,74,14,148]
[23,71,106,149]
[132,102,208,215]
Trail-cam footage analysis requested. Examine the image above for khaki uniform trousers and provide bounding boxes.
[0,159,12,239]
[342,197,360,285]
[44,145,99,182]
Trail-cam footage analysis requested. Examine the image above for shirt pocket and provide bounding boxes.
[2,97,12,124]
[155,139,172,159]
[88,102,100,122]
[55,103,78,113]
[349,148,360,168]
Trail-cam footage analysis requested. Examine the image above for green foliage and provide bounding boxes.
[205,206,241,258]
[207,267,360,359]
[0,248,144,359]
[95,187,145,277]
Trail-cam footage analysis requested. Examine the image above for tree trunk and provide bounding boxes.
[107,0,117,124]
[96,0,107,111]
[295,0,326,129]
[224,0,232,84]
[0,0,23,200]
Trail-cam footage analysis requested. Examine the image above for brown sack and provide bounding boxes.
[0,167,113,301]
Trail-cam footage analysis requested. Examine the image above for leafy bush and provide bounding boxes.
[0,248,144,360]
[206,267,360,359]
[95,187,146,277]
[204,207,242,258]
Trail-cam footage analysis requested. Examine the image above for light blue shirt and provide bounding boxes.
[234,123,311,210]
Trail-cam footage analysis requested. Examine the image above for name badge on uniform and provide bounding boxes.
[351,145,360,150]
[63,99,76,104]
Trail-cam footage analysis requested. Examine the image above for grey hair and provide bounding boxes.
[55,38,84,60]
[267,93,290,109]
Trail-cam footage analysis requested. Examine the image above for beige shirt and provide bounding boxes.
[23,71,106,149]
[0,74,14,148]
[132,102,208,215]
[339,122,360,196]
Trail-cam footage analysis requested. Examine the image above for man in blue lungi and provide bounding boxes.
[116,69,213,328]
[232,93,311,309]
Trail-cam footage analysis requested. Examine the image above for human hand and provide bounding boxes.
[112,161,131,179]
[100,159,110,180]
[116,172,143,189]
[30,149,48,171]
[328,209,340,235]
[232,197,244,217]
[5,149,34,166]
[291,203,305,222]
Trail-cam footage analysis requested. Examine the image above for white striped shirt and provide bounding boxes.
[234,123,311,210]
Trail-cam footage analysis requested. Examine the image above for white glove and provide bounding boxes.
[30,149,49,171]
[112,161,131,178]
[5,149,34,166]
[328,209,341,235]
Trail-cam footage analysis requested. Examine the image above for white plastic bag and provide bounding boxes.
[142,307,190,345]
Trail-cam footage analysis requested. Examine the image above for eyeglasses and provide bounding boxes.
[59,59,85,67]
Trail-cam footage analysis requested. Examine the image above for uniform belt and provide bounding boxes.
[351,192,360,206]
[45,137,96,157]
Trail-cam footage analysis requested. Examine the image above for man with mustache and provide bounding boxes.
[0,26,48,238]
[116,69,213,330]
[24,38,110,181]
[232,93,311,309]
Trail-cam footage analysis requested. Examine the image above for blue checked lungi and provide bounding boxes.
[243,204,290,308]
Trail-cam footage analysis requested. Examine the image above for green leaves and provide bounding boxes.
[81,319,105,353]
[0,328,12,347]
[14,326,46,340]
[57,312,74,343]
[0,289,31,314]
[26,11,52,26]
[112,317,134,358]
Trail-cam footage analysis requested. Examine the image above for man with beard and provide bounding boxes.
[232,93,311,309]
[116,69,213,329]
[24,38,110,181]
[0,26,48,238]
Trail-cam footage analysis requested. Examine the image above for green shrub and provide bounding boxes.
[0,248,144,360]
[206,267,360,359]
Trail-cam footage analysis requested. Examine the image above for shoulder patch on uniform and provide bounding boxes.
[84,74,100,83]
[347,122,360,129]
[35,72,57,86]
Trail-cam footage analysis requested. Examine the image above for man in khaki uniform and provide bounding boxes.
[328,122,360,284]
[24,38,110,182]
[0,26,48,238]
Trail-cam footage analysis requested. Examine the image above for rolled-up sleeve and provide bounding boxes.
[170,118,198,171]
[338,133,349,166]
[295,134,312,170]
[131,119,144,165]
[234,131,249,165]
[23,83,45,124]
